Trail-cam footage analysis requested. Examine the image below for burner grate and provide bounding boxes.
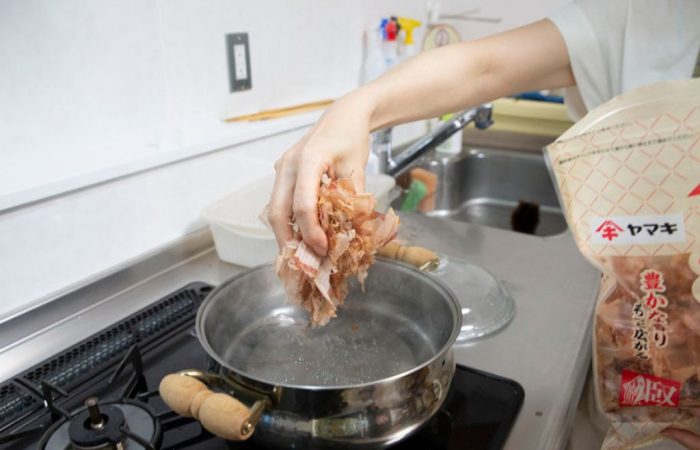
[0,282,212,432]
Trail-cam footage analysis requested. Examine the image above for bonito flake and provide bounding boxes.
[276,175,399,326]
[546,79,700,449]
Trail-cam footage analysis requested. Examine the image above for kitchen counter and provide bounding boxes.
[400,214,600,450]
[0,212,599,450]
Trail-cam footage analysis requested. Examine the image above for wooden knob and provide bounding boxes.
[378,241,439,270]
[159,373,208,418]
[190,389,214,418]
[159,373,254,441]
[198,393,254,441]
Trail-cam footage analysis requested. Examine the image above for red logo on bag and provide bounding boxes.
[595,220,624,241]
[619,370,680,407]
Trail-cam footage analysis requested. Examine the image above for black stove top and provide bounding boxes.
[0,282,523,450]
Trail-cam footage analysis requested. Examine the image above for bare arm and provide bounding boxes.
[268,19,574,255]
[366,19,574,129]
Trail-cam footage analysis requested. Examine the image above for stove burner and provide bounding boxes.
[68,398,127,449]
[85,398,109,431]
[0,285,218,450]
[38,399,161,450]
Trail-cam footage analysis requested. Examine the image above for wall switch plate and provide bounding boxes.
[226,33,251,92]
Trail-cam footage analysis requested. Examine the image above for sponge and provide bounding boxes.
[400,180,428,212]
[410,168,438,212]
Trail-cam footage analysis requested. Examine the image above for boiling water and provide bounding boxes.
[222,305,435,387]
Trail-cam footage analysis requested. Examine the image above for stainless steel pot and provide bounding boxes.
[160,259,462,449]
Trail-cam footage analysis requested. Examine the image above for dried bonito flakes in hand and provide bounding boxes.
[276,175,399,326]
[546,79,700,449]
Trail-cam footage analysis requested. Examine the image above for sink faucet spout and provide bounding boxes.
[378,104,493,177]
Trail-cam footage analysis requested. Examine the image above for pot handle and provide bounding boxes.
[378,242,440,272]
[159,372,264,441]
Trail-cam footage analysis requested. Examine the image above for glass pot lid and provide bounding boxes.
[425,254,515,343]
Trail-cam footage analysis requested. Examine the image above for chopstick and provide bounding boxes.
[223,99,334,122]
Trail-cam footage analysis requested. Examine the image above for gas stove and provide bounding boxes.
[0,282,523,450]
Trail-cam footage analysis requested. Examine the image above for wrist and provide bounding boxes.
[361,81,398,132]
[334,87,382,131]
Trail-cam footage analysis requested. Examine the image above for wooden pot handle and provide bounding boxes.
[159,373,255,441]
[378,242,440,271]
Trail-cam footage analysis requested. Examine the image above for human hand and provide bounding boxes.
[267,95,373,255]
[661,408,700,449]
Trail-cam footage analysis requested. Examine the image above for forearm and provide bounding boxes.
[362,42,495,130]
[344,19,575,132]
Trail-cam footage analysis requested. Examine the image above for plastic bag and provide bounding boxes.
[546,79,700,449]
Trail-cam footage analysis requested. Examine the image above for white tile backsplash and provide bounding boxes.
[0,128,304,320]
[0,0,167,195]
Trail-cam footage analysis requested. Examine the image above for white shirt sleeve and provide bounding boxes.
[548,0,628,120]
[548,0,700,121]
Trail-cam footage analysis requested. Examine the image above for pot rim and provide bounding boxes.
[196,258,462,391]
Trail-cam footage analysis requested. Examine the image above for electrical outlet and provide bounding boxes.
[226,33,251,92]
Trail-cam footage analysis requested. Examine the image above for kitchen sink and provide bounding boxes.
[394,147,568,236]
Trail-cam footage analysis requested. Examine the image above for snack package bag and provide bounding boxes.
[546,79,700,449]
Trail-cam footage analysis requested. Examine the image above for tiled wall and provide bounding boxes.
[0,0,568,319]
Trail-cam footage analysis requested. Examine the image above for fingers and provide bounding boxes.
[269,150,369,256]
[268,109,370,256]
[293,157,329,255]
[662,428,700,450]
[268,154,296,249]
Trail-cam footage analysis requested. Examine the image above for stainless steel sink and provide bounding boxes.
[394,147,568,236]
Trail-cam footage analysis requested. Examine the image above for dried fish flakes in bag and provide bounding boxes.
[546,79,700,449]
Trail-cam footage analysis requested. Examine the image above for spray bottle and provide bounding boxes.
[382,18,400,69]
[397,17,422,61]
[360,23,388,85]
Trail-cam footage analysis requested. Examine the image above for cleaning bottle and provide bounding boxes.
[435,113,463,154]
[360,24,387,85]
[397,17,422,61]
[383,18,400,69]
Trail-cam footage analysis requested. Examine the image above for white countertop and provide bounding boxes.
[0,213,600,449]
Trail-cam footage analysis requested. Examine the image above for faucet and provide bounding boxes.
[372,104,494,177]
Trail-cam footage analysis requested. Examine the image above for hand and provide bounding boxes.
[661,408,700,450]
[267,95,373,255]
